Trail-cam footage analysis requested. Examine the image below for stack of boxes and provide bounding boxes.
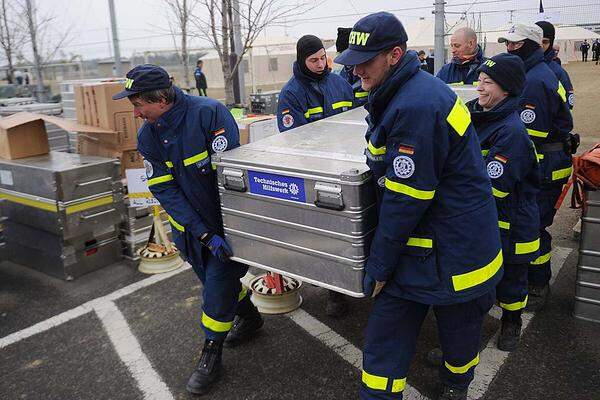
[0,152,124,280]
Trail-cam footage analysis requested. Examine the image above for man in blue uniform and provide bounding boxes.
[499,24,574,311]
[536,21,575,110]
[436,27,485,85]
[277,35,354,132]
[336,12,502,400]
[336,27,369,107]
[113,65,264,395]
[194,59,208,96]
[469,54,540,351]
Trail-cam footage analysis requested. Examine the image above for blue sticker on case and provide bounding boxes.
[248,170,306,203]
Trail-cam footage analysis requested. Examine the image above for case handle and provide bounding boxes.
[222,168,246,192]
[314,182,344,211]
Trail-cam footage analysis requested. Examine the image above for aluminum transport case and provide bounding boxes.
[574,189,600,323]
[0,152,123,239]
[213,108,375,297]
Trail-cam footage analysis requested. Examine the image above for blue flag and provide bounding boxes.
[539,0,544,13]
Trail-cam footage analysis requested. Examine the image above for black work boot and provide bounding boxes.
[497,310,522,352]
[438,385,468,400]
[526,284,550,312]
[186,339,223,395]
[224,305,264,347]
[326,290,348,317]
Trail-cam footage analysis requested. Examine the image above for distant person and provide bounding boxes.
[23,69,30,85]
[418,50,429,72]
[14,69,23,85]
[194,59,208,96]
[553,44,562,65]
[592,39,600,64]
[580,39,590,62]
[436,27,485,85]
[426,49,435,74]
[5,72,12,84]
[336,27,369,107]
[536,21,575,110]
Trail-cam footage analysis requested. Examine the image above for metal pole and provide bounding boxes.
[434,0,446,75]
[232,0,246,105]
[108,0,122,76]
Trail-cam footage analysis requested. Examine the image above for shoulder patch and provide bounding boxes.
[487,161,504,179]
[568,93,574,107]
[494,154,508,163]
[282,114,294,128]
[143,159,154,178]
[212,127,225,136]
[393,156,415,179]
[520,109,536,124]
[281,108,290,115]
[212,136,228,152]
[398,144,415,155]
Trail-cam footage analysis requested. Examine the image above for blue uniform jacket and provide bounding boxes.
[277,62,353,132]
[137,87,239,264]
[339,65,369,107]
[469,97,540,264]
[544,49,574,110]
[518,48,573,193]
[436,45,485,85]
[365,50,502,305]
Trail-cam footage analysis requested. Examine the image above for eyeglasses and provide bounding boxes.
[506,41,524,50]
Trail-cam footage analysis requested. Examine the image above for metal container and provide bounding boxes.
[3,221,121,280]
[213,108,375,297]
[0,152,124,238]
[250,90,280,115]
[574,189,600,323]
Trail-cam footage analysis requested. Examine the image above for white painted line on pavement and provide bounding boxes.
[469,246,573,400]
[286,308,430,400]
[0,264,191,349]
[95,300,174,400]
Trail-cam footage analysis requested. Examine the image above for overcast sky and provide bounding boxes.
[35,0,595,59]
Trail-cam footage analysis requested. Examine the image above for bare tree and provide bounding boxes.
[164,0,200,91]
[21,0,71,100]
[191,0,314,105]
[0,0,26,84]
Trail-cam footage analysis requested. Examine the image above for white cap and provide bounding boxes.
[498,24,543,45]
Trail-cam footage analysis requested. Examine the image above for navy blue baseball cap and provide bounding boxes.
[334,12,408,66]
[112,64,172,100]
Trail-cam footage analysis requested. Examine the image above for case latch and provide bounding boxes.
[314,182,344,211]
[222,168,246,192]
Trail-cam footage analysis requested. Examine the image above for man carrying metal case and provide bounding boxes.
[469,54,541,351]
[498,24,574,311]
[277,35,354,133]
[113,64,264,396]
[335,12,502,400]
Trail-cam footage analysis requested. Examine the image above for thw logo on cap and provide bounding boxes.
[349,30,371,46]
[484,60,496,68]
[125,78,134,89]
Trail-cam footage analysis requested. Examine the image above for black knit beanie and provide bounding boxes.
[477,53,525,96]
[536,21,555,51]
[336,28,352,53]
[296,35,326,80]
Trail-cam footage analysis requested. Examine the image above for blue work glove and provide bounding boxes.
[201,233,233,262]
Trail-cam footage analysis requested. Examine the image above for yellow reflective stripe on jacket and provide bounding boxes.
[201,312,233,333]
[481,149,489,157]
[332,101,353,110]
[238,286,248,302]
[447,96,471,136]
[552,167,572,181]
[527,129,549,138]
[361,370,405,393]
[165,161,174,168]
[557,82,567,103]
[167,215,185,232]
[385,179,435,200]
[515,238,540,255]
[537,153,544,161]
[65,195,114,215]
[531,251,551,265]
[452,250,502,292]
[499,295,528,311]
[367,141,386,156]
[183,151,209,166]
[492,187,509,198]
[498,220,510,230]
[148,174,174,187]
[355,91,369,98]
[407,237,433,248]
[304,106,324,118]
[445,353,480,374]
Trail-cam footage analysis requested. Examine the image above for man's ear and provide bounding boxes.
[390,46,404,66]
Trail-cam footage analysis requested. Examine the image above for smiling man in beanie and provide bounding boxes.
[276,34,353,133]
[499,24,574,311]
[336,12,501,400]
[114,64,264,396]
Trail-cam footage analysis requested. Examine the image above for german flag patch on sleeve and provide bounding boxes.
[212,127,225,136]
[398,145,415,155]
[281,109,290,115]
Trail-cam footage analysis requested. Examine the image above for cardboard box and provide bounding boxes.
[83,84,96,127]
[236,115,276,145]
[120,149,143,176]
[0,112,113,160]
[0,115,49,159]
[74,84,87,124]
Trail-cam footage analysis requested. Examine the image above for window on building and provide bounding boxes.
[268,57,278,72]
